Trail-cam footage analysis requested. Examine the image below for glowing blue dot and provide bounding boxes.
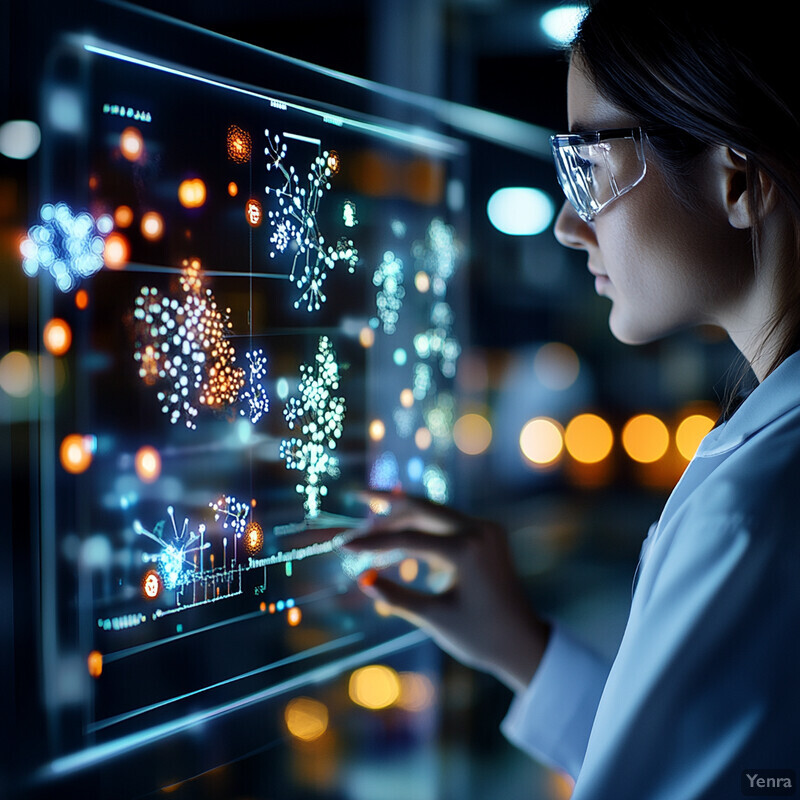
[276,600,285,612]
[393,348,408,366]
[407,457,424,482]
[487,187,555,236]
[286,598,295,608]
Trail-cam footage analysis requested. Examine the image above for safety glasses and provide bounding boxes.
[550,127,648,222]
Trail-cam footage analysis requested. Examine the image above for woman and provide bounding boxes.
[345,1,800,796]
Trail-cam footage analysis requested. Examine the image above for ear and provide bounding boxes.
[720,146,778,229]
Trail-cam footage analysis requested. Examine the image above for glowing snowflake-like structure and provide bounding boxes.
[373,251,405,334]
[280,336,346,517]
[133,259,244,429]
[20,202,113,292]
[209,494,251,535]
[264,131,359,311]
[413,301,462,379]
[240,349,269,423]
[412,217,460,297]
[134,506,209,591]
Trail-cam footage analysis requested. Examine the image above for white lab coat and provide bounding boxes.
[502,351,800,798]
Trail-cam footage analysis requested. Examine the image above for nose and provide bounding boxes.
[553,201,596,251]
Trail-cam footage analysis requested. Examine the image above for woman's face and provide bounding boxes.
[554,57,752,345]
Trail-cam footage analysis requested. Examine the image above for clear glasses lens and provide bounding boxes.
[551,130,646,222]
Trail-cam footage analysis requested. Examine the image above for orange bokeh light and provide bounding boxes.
[60,434,93,474]
[287,606,302,627]
[43,318,72,356]
[114,205,134,228]
[179,178,207,208]
[140,211,164,241]
[120,127,144,161]
[135,445,161,483]
[104,232,130,270]
[228,181,238,197]
[87,650,103,679]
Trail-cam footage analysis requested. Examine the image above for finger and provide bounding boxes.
[359,574,454,625]
[356,489,465,523]
[343,528,466,562]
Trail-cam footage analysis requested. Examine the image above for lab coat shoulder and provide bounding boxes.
[570,409,800,799]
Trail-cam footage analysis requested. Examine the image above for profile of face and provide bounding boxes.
[553,57,754,346]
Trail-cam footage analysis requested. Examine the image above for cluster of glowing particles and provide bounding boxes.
[280,336,346,517]
[240,349,270,423]
[264,131,359,311]
[422,464,449,505]
[412,217,459,297]
[413,302,461,379]
[343,199,358,228]
[227,124,252,163]
[21,203,113,292]
[134,506,209,593]
[209,494,251,535]
[373,251,405,334]
[133,259,244,428]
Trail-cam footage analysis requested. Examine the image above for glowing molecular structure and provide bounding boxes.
[209,495,251,535]
[373,251,405,335]
[240,349,270,423]
[133,259,244,429]
[243,521,264,555]
[134,506,209,591]
[412,217,460,297]
[264,131,359,311]
[20,202,113,292]
[280,336,346,517]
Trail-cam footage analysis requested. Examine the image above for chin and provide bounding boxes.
[608,311,666,346]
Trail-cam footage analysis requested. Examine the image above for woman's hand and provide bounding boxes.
[344,491,551,694]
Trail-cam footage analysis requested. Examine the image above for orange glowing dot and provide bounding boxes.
[326,150,341,174]
[400,388,414,408]
[178,178,207,208]
[228,181,238,197]
[358,568,379,588]
[114,205,134,228]
[269,603,276,614]
[142,569,161,599]
[103,232,130,270]
[120,126,144,161]
[565,413,614,464]
[399,558,418,583]
[140,211,164,241]
[676,413,715,460]
[87,650,103,679]
[245,198,262,227]
[622,414,669,464]
[135,445,161,483]
[287,606,302,627]
[369,419,386,441]
[414,271,430,293]
[414,427,432,450]
[260,601,267,612]
[43,318,72,356]
[75,289,89,310]
[349,664,401,710]
[284,697,329,742]
[359,326,375,348]
[60,434,93,474]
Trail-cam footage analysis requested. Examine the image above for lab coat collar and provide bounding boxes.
[695,350,800,458]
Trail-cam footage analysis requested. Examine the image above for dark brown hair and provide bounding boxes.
[573,0,800,415]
